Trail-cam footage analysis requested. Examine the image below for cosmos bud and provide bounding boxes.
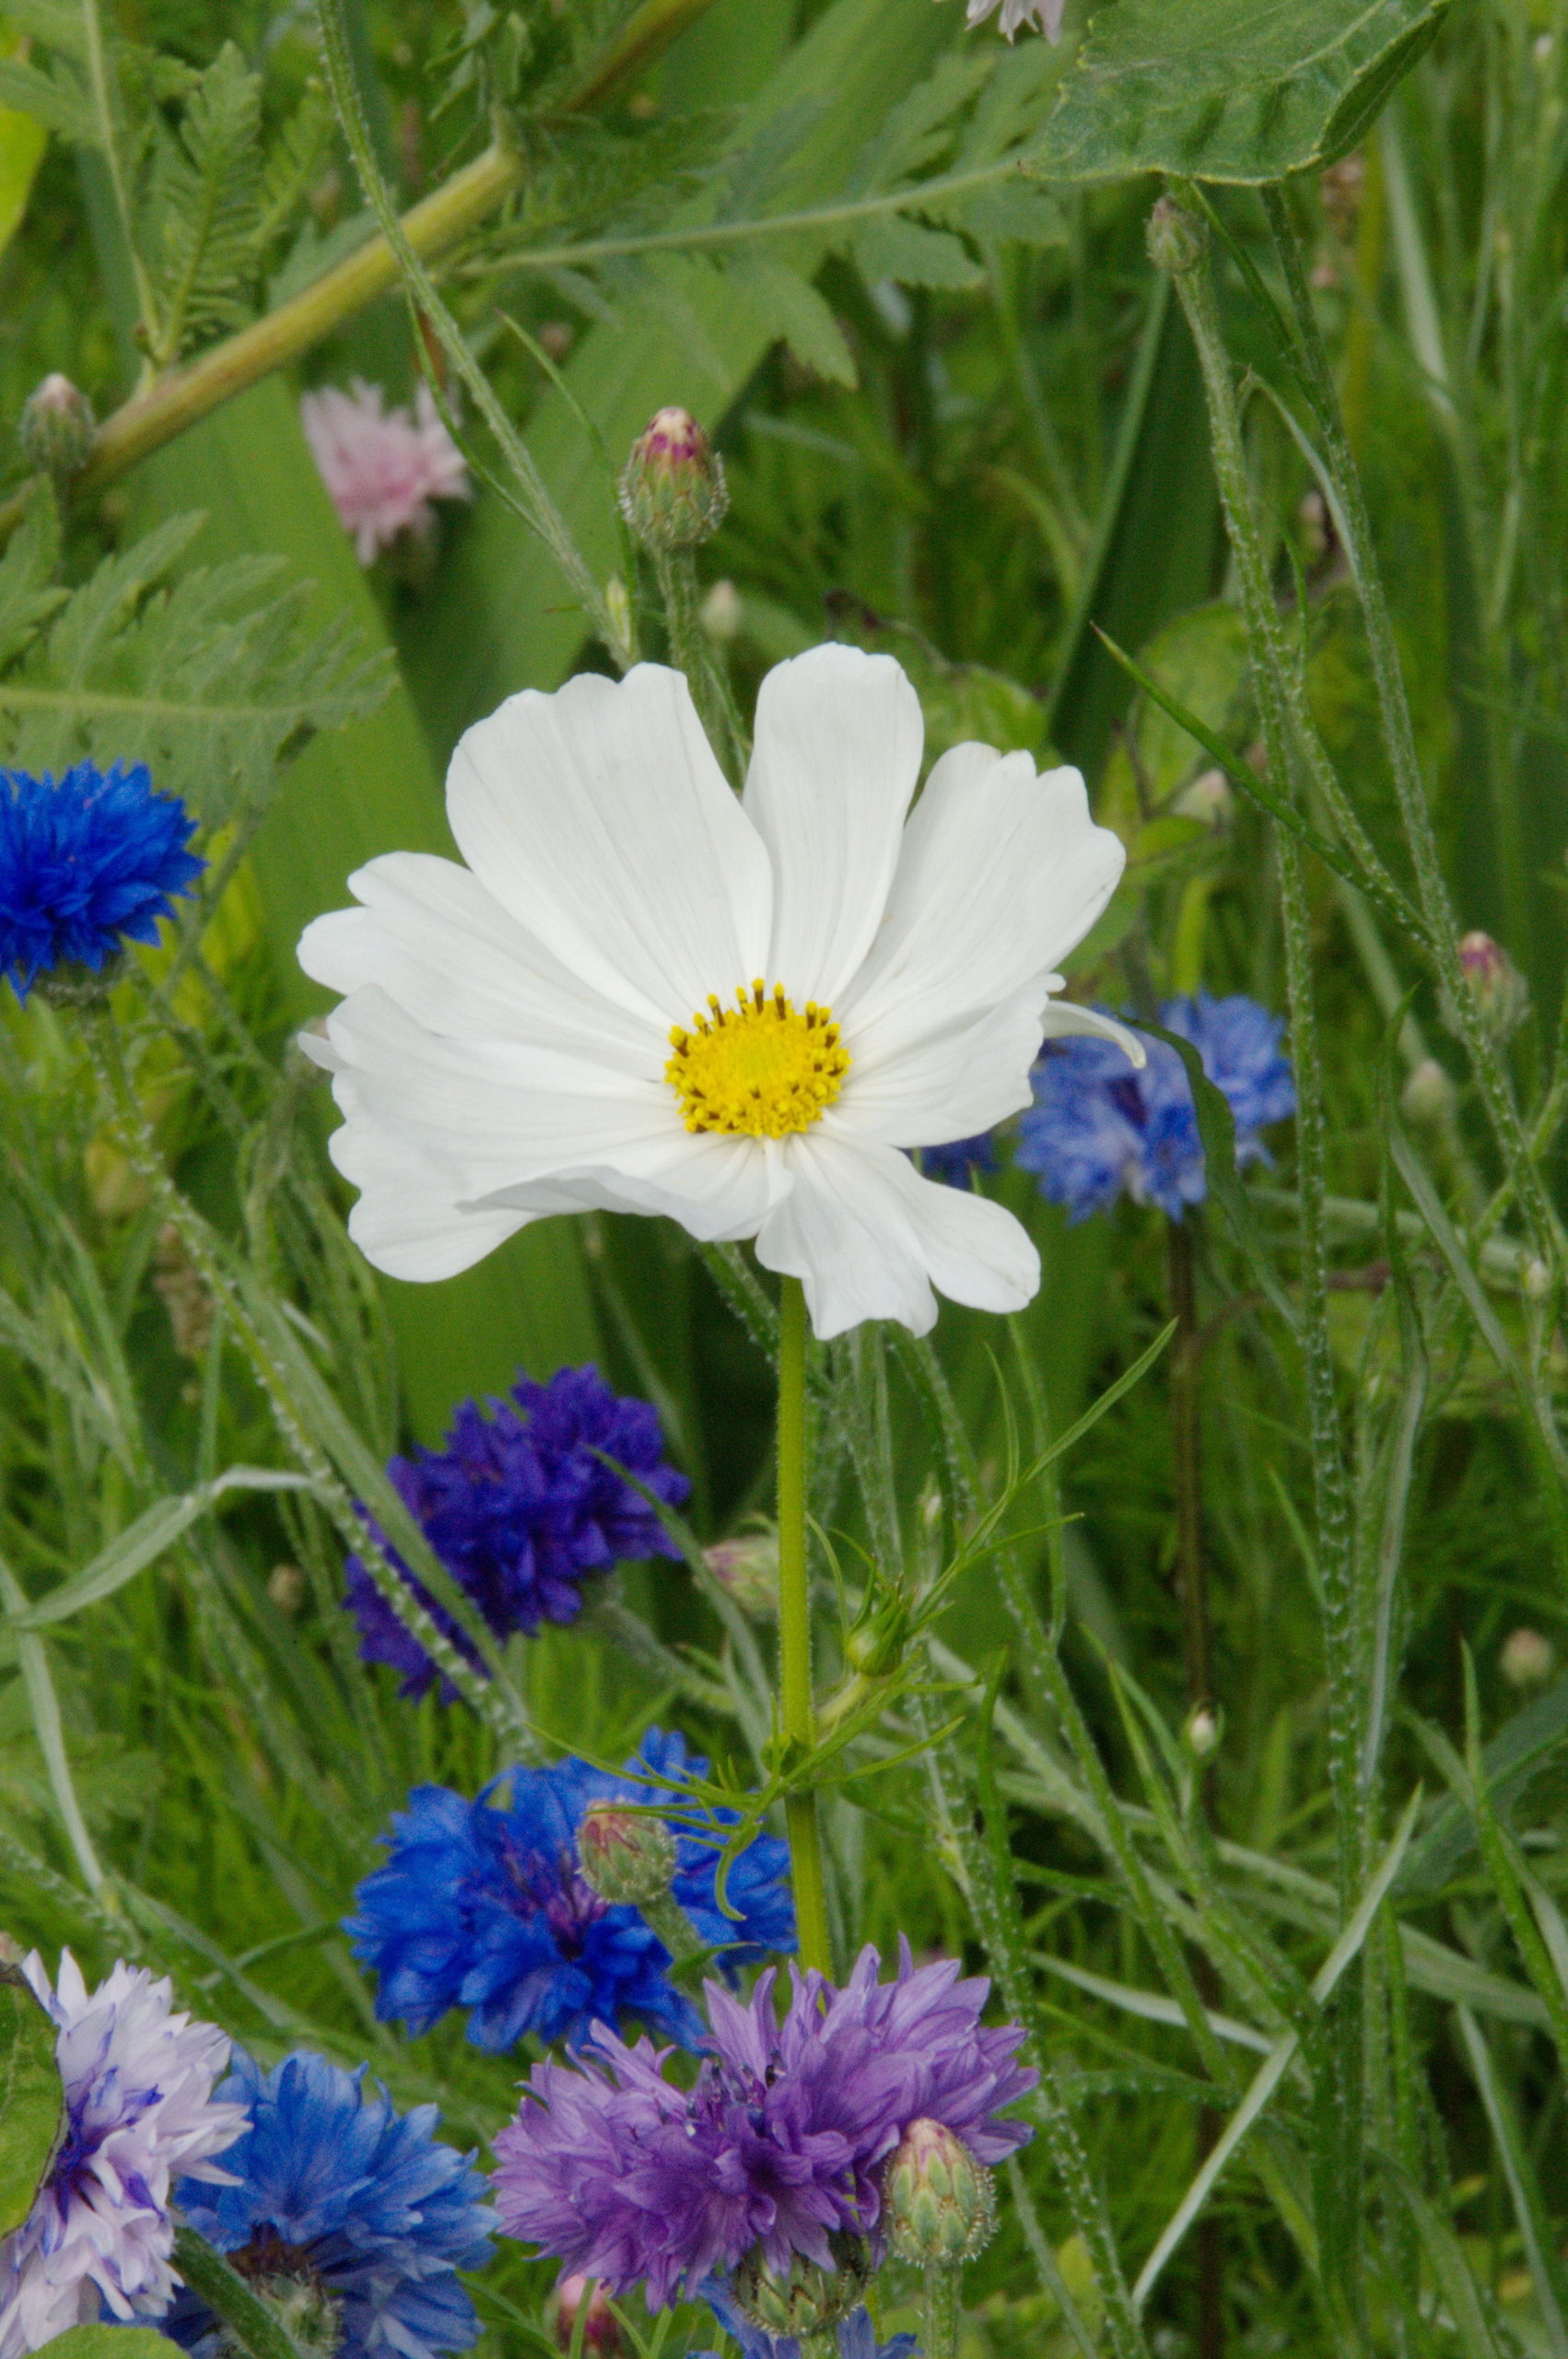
[884,2118,997,2266]
[18,373,96,480]
[1456,932,1529,1040]
[1145,195,1207,277]
[616,407,729,551]
[577,1802,677,1908]
[1500,1627,1556,1690]
[704,1528,778,1619]
[550,2275,622,2355]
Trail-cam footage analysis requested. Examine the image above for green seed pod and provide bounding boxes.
[616,407,729,552]
[883,2118,997,2266]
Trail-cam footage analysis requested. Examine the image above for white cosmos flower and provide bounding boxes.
[298,646,1137,1340]
[963,0,1065,39]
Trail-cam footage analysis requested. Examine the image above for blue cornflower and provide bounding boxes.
[345,1729,794,2055]
[1015,991,1293,1223]
[345,1364,689,1699]
[0,761,203,1001]
[167,2049,491,2359]
[915,1133,1000,1191]
[697,2282,920,2358]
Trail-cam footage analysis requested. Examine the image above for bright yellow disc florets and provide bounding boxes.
[665,980,849,1139]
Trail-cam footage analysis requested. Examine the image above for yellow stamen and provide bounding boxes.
[665,979,850,1139]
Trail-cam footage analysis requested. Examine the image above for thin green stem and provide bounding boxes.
[923,2265,961,2359]
[778,1275,830,1976]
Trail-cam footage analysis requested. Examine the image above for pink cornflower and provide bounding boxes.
[299,380,470,565]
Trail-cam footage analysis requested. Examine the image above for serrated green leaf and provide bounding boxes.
[852,212,981,290]
[34,2333,176,2359]
[927,173,1064,246]
[0,51,88,144]
[1028,0,1448,186]
[0,1963,64,2239]
[726,249,858,382]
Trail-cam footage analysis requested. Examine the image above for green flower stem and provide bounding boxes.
[650,544,737,772]
[172,2227,311,2359]
[922,2263,961,2359]
[778,1274,831,1977]
[0,0,724,546]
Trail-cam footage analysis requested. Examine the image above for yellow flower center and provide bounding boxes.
[665,980,850,1139]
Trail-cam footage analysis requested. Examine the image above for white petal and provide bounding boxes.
[840,743,1125,1060]
[743,645,923,1005]
[299,851,660,1074]
[754,1132,1040,1339]
[1038,999,1147,1065]
[445,663,772,1027]
[465,1131,790,1246]
[834,986,1045,1146]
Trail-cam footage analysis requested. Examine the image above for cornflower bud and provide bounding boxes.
[884,2118,997,2266]
[731,2236,871,2336]
[617,407,729,551]
[550,2274,622,2354]
[577,1802,678,1908]
[704,1528,778,1619]
[18,373,96,480]
[1500,1627,1556,1690]
[1146,194,1207,277]
[1456,931,1529,1040]
[1400,1057,1457,1128]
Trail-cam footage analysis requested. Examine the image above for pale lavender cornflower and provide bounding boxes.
[960,0,1065,41]
[0,1954,246,2358]
[299,380,470,564]
[492,1941,1034,2312]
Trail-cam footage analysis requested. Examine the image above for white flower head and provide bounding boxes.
[299,379,470,565]
[299,647,1137,1340]
[0,1953,247,2358]
[962,0,1065,40]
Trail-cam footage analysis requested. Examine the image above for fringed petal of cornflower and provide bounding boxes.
[298,648,1132,1339]
[1016,991,1294,1222]
[0,762,203,1002]
[345,1731,793,2054]
[167,2050,492,2359]
[300,380,471,564]
[344,1363,689,1699]
[0,1953,245,2359]
[491,1939,1034,2309]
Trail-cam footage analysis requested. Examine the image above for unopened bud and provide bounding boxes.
[1500,1627,1556,1690]
[704,1529,778,1619]
[18,373,96,480]
[700,577,743,642]
[1173,768,1233,828]
[1183,1703,1222,1760]
[1400,1058,1457,1128]
[1146,195,1207,277]
[1456,932,1529,1040]
[577,1802,677,1907]
[845,1598,910,1681]
[550,2276,621,2355]
[731,2236,870,2336]
[617,406,729,551]
[267,1563,307,1614]
[1523,1257,1551,1303]
[884,2118,997,2266]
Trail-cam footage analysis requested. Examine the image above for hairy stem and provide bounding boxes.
[778,1275,830,1975]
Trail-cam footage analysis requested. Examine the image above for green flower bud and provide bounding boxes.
[731,2234,871,2336]
[1456,931,1529,1041]
[704,1527,778,1619]
[884,2118,997,2266]
[1145,195,1207,277]
[577,1802,677,1907]
[617,406,729,551]
[1182,1702,1222,1761]
[1399,1057,1457,1128]
[18,373,96,480]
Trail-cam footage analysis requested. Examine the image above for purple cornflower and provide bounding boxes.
[915,1133,999,1191]
[1015,991,1294,1223]
[0,761,203,1001]
[345,1364,688,1698]
[492,1942,1034,2310]
[345,1731,793,2055]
